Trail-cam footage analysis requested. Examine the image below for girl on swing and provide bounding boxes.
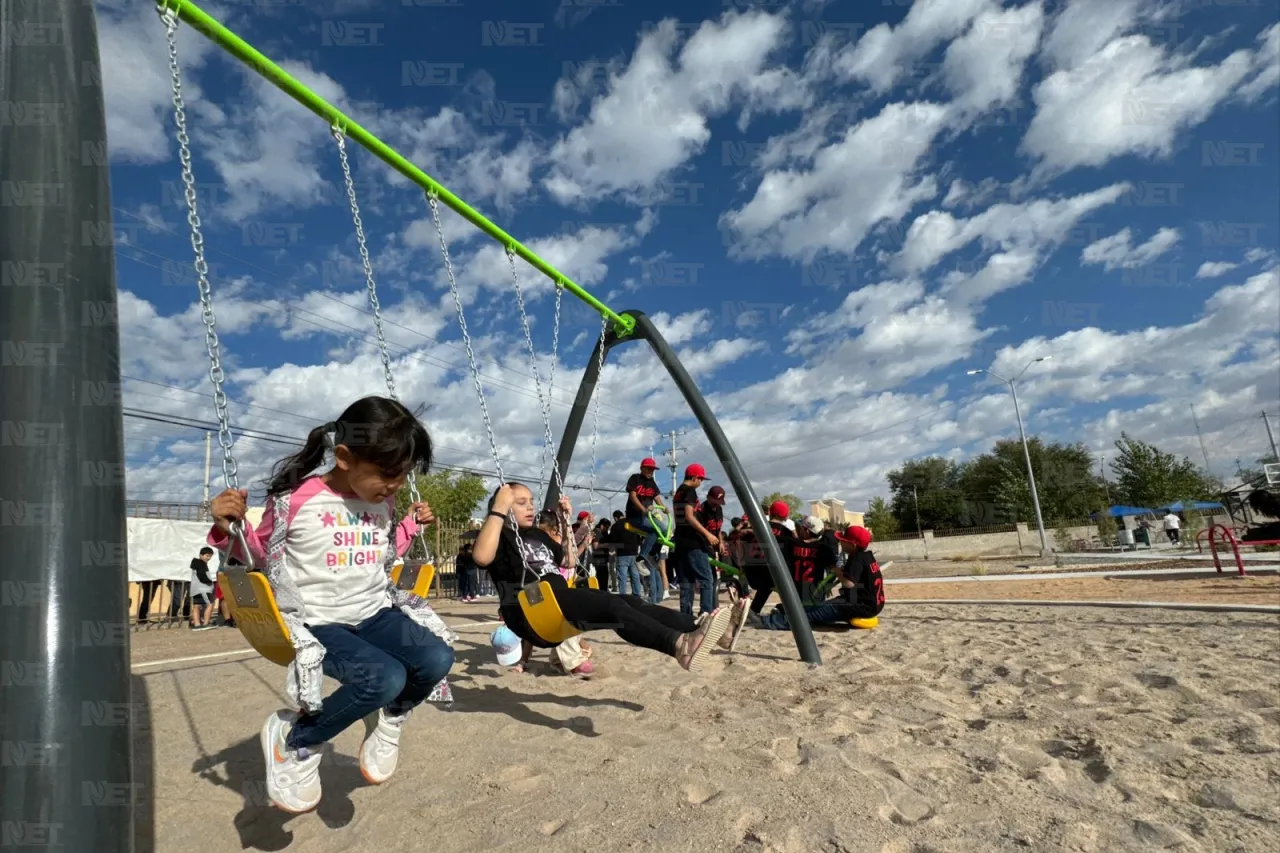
[474,482,744,672]
[207,396,455,815]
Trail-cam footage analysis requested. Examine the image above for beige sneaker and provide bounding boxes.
[719,589,750,652]
[360,708,409,784]
[675,607,731,673]
[260,710,322,813]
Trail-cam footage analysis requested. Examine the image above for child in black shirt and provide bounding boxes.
[472,482,732,673]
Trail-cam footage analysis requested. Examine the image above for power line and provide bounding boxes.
[111,207,658,430]
[121,407,630,496]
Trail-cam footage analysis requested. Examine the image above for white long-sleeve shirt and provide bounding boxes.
[209,476,419,627]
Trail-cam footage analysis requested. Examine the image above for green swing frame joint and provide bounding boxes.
[156,0,635,340]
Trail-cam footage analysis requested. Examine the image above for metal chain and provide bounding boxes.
[430,195,533,578]
[544,282,563,494]
[432,194,503,483]
[334,125,429,558]
[333,125,397,402]
[160,7,238,494]
[507,248,565,508]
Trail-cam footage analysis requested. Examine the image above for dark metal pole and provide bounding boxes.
[546,311,821,664]
[1,1,133,851]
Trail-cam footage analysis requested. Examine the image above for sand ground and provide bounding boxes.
[129,575,1280,853]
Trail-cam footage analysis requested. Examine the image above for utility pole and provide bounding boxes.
[1097,452,1111,505]
[1264,410,1279,460]
[663,429,689,497]
[912,485,928,559]
[967,357,1052,556]
[1190,403,1212,472]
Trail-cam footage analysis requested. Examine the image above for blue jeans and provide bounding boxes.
[676,548,716,616]
[759,599,859,631]
[644,553,665,603]
[629,514,660,562]
[616,555,643,596]
[287,607,455,750]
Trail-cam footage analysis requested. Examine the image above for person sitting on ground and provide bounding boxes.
[748,525,885,631]
[741,509,797,616]
[472,482,735,673]
[624,458,665,572]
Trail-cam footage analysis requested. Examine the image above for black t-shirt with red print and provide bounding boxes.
[841,549,885,616]
[787,537,838,605]
[672,483,702,546]
[625,473,660,521]
[697,503,723,553]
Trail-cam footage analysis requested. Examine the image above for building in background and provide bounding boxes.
[808,498,864,529]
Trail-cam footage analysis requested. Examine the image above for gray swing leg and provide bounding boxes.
[0,0,135,850]
[546,312,823,666]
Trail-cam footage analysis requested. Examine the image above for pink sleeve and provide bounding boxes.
[207,499,274,568]
[395,510,420,558]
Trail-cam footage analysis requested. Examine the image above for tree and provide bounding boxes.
[1110,433,1219,508]
[886,457,967,532]
[762,492,803,516]
[959,438,1105,523]
[865,496,900,536]
[395,471,489,559]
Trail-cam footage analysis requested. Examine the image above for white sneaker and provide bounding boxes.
[360,708,409,784]
[260,710,321,813]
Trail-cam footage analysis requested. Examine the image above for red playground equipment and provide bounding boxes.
[1204,524,1280,576]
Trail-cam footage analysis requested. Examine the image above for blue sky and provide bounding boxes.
[98,0,1279,518]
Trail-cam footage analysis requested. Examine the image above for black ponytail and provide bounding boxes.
[265,396,433,497]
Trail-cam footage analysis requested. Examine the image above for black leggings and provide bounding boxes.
[557,588,697,656]
[744,565,774,614]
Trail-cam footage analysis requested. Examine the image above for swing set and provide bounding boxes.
[134,0,820,662]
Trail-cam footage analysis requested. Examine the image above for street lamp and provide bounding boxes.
[967,357,1053,557]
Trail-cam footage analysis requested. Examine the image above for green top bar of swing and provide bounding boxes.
[157,0,635,338]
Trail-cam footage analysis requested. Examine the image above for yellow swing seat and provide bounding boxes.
[517,580,582,645]
[850,616,879,630]
[218,569,295,666]
[566,573,599,590]
[390,559,436,598]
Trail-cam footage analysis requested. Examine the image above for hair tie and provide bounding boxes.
[323,422,338,450]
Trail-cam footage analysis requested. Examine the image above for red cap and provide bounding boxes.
[769,500,790,519]
[685,463,706,479]
[706,485,726,505]
[640,457,657,469]
[577,511,590,520]
[835,525,872,548]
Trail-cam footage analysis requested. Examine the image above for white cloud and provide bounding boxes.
[721,102,950,262]
[544,10,805,205]
[1081,227,1180,270]
[1236,23,1280,104]
[1022,33,1260,177]
[895,184,1130,275]
[834,0,995,92]
[98,1,221,164]
[941,2,1046,118]
[1039,0,1149,72]
[1195,261,1238,279]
